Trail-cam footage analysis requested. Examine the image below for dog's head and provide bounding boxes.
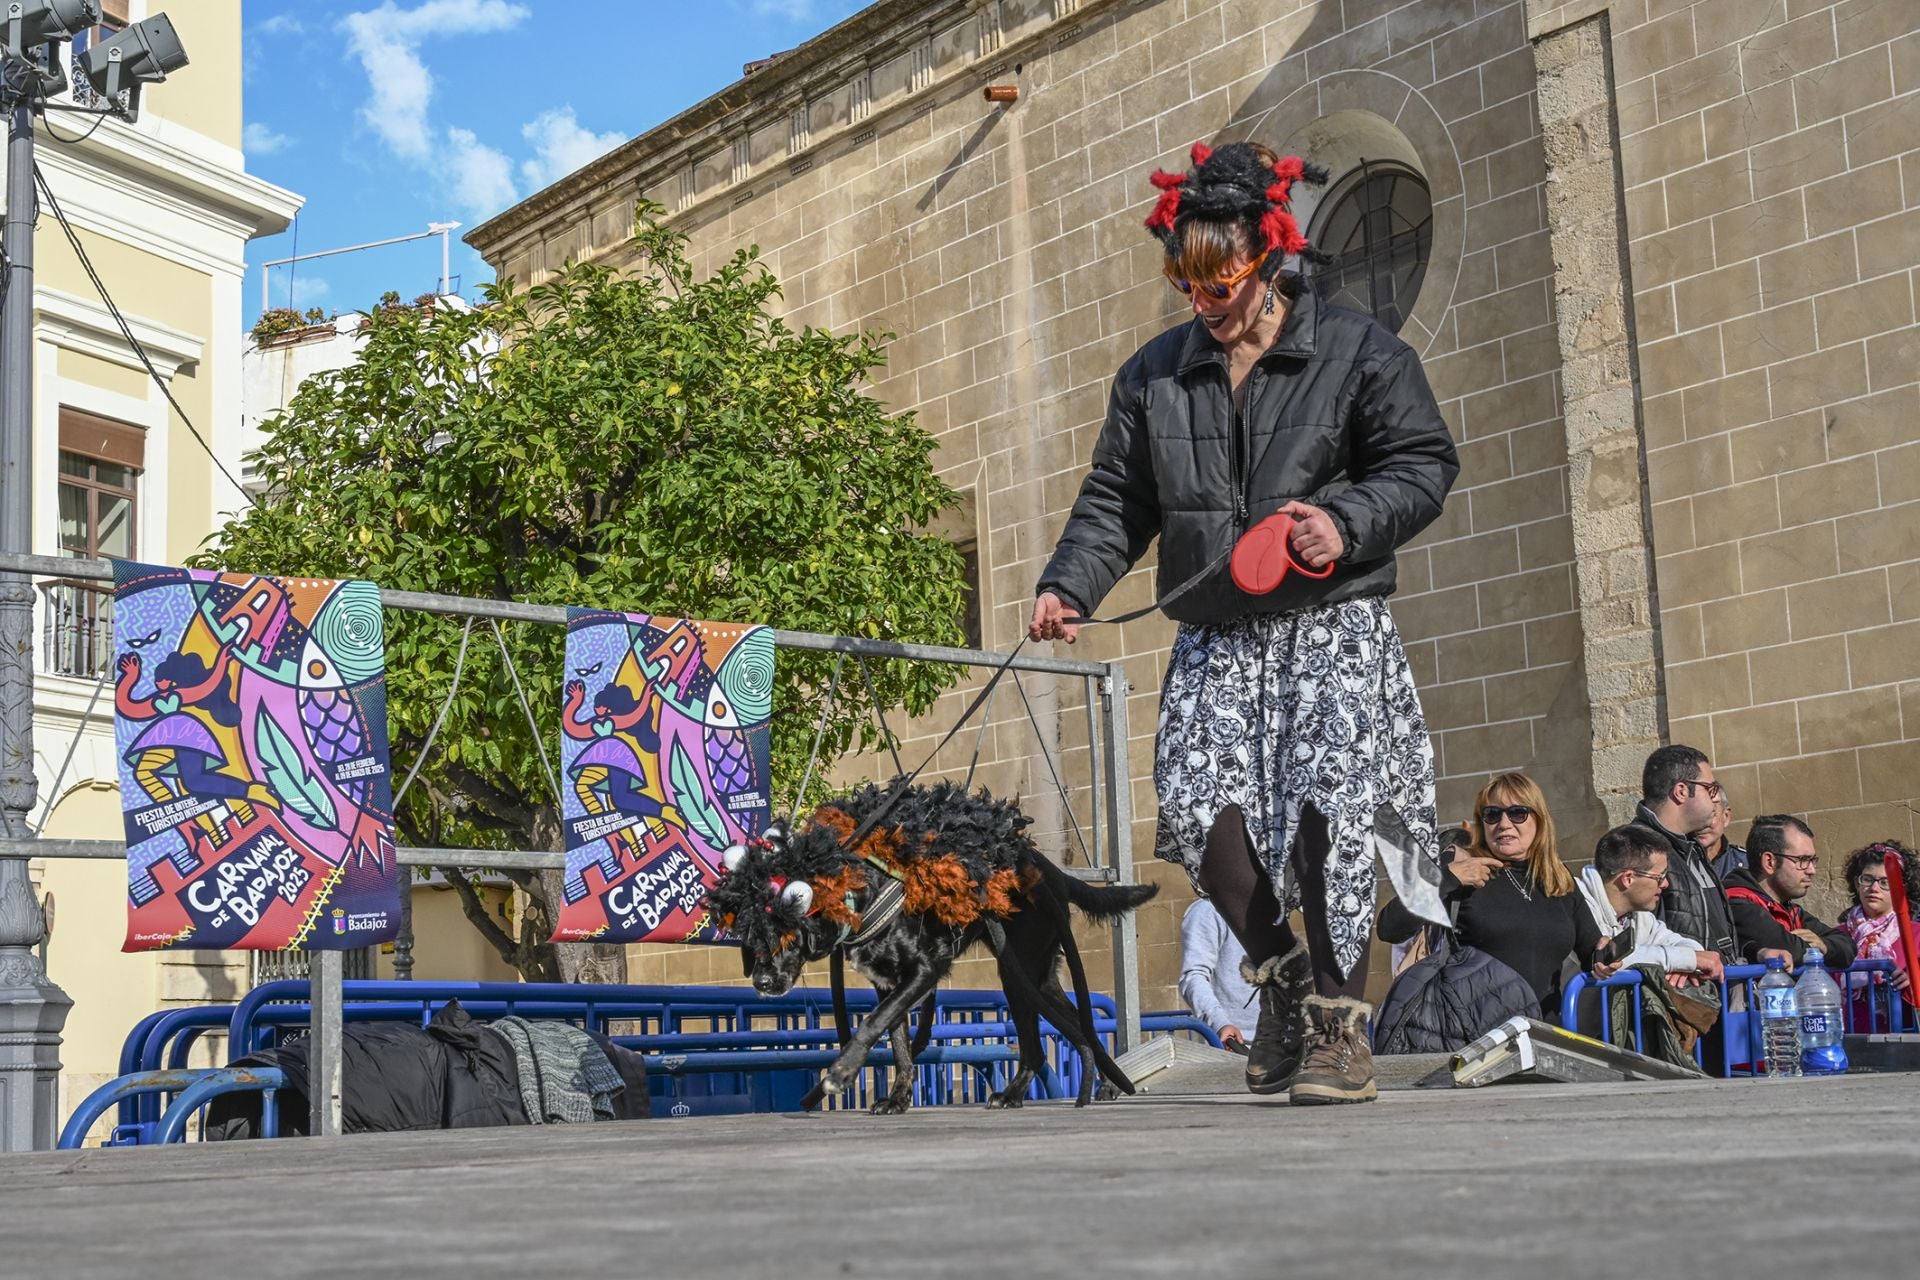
[705,818,868,996]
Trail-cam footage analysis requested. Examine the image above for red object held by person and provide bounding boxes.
[1229,511,1336,595]
[1885,850,1920,1010]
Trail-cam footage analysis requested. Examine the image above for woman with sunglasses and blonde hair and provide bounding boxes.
[1446,772,1603,1018]
[1029,140,1459,1105]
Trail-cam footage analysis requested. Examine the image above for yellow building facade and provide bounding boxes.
[24,1,301,1113]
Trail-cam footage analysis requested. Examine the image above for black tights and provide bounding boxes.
[1197,803,1367,1001]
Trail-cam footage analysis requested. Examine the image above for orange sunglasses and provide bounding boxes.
[1167,251,1269,300]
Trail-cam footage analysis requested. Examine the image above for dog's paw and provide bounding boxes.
[1094,1081,1120,1103]
[868,1096,913,1116]
[985,1091,1025,1109]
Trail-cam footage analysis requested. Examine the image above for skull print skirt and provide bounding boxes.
[1153,597,1448,979]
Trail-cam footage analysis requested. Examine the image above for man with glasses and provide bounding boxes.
[1576,824,1723,982]
[1723,814,1855,970]
[1632,745,1742,967]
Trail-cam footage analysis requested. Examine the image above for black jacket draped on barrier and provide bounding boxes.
[205,1001,650,1138]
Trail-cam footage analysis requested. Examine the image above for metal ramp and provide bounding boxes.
[1451,1016,1705,1087]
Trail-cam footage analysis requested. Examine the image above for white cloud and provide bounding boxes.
[340,1,529,162]
[243,121,292,155]
[447,127,518,220]
[519,108,626,191]
[256,14,305,37]
[288,277,332,309]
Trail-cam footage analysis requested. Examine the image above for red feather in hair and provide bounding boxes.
[1259,207,1310,256]
[1144,167,1186,232]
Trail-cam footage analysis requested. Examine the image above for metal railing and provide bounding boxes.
[0,549,1142,1144]
[38,577,114,679]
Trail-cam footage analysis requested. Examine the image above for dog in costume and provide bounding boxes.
[706,779,1157,1113]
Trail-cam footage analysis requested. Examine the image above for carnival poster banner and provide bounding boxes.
[113,561,401,952]
[553,608,775,943]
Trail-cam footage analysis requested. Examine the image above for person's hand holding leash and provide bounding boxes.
[1029,592,1081,644]
[1277,500,1344,569]
[1220,1024,1245,1050]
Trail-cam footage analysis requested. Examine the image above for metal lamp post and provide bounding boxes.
[0,2,187,1151]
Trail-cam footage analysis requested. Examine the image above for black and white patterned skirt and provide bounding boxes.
[1153,597,1447,978]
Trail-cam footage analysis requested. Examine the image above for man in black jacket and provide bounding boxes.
[1723,814,1855,970]
[1632,745,1740,965]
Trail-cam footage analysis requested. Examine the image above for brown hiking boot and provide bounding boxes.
[1240,940,1311,1095]
[1290,996,1378,1105]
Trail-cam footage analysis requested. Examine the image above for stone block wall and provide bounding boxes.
[1574,0,1920,914]
[474,0,1619,1008]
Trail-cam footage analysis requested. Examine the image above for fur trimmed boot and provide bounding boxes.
[1289,995,1378,1105]
[1239,939,1312,1095]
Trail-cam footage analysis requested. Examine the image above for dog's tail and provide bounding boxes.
[1056,872,1158,923]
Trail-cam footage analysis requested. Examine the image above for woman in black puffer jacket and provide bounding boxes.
[1030,141,1458,1105]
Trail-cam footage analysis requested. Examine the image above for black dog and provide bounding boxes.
[705,780,1158,1114]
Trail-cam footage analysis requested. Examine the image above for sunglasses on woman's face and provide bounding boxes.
[1481,805,1536,828]
[1167,252,1269,300]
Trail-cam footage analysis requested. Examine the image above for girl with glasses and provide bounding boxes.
[1838,841,1918,1031]
[1029,140,1459,1106]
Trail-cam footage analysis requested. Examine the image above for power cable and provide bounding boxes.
[33,162,255,506]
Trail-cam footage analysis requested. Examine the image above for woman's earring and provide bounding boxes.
[1262,283,1276,315]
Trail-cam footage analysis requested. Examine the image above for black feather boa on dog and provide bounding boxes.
[705,780,1045,960]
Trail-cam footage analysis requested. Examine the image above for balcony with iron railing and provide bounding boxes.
[39,578,116,681]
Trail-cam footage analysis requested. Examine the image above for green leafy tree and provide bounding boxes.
[200,209,966,980]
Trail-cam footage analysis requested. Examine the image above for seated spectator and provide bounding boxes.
[1634,745,1741,965]
[1838,841,1917,1028]
[1697,793,1746,882]
[1723,814,1854,970]
[1576,825,1723,981]
[1385,826,1472,977]
[1422,771,1600,1019]
[1178,896,1258,1053]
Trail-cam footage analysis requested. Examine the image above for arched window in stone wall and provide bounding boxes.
[1308,160,1433,334]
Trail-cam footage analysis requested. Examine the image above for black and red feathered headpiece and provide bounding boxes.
[1144,141,1330,276]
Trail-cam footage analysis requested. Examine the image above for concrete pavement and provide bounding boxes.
[2,1072,1913,1279]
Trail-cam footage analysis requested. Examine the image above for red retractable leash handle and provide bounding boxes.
[1886,850,1920,1010]
[1054,510,1337,630]
[1229,510,1336,595]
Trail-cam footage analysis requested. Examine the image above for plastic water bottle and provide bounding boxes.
[1757,958,1801,1079]
[1795,949,1848,1075]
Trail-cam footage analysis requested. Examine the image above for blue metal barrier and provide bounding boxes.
[87,982,1199,1142]
[1561,958,1914,1075]
[62,1067,285,1150]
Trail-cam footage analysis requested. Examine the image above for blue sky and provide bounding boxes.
[241,0,867,325]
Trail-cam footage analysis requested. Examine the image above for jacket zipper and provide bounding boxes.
[1231,368,1256,529]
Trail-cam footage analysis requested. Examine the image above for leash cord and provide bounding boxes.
[1057,544,1232,628]
[844,635,1030,850]
[789,651,847,817]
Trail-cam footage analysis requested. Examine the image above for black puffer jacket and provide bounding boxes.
[1636,805,1741,964]
[1036,290,1459,624]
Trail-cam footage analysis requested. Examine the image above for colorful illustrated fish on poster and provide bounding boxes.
[553,609,775,943]
[112,561,401,952]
